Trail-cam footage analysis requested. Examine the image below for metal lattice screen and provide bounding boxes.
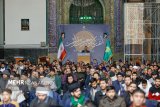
[124,3,160,62]
[69,0,103,24]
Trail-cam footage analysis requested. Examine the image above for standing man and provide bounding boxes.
[99,86,126,107]
[82,46,90,53]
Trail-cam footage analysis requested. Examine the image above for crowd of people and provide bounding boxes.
[0,59,160,107]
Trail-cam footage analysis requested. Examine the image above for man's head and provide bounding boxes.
[93,72,100,80]
[32,79,39,88]
[116,72,124,82]
[140,64,145,69]
[128,82,138,94]
[10,72,16,80]
[126,70,132,76]
[132,66,139,72]
[77,67,82,72]
[67,74,74,84]
[147,68,152,75]
[132,72,137,80]
[21,72,28,80]
[131,89,146,107]
[121,66,126,72]
[106,86,116,100]
[2,70,10,79]
[36,87,48,102]
[2,88,12,102]
[84,46,88,51]
[49,68,56,76]
[32,71,38,78]
[86,66,90,74]
[90,68,95,76]
[153,65,158,70]
[66,68,71,74]
[141,79,147,89]
[155,77,160,88]
[39,74,45,79]
[37,93,47,102]
[129,65,133,71]
[110,65,116,72]
[93,59,97,63]
[1,63,5,68]
[90,78,97,89]
[69,83,81,99]
[39,66,44,73]
[99,78,108,90]
[71,65,76,71]
[125,76,132,86]
[151,71,158,79]
[61,32,65,39]
[71,88,81,99]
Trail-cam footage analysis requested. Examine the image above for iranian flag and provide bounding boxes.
[57,37,66,60]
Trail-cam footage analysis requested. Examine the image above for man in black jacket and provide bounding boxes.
[30,87,58,107]
[94,78,108,107]
[123,82,137,107]
[99,86,126,107]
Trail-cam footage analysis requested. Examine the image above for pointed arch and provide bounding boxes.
[69,0,104,24]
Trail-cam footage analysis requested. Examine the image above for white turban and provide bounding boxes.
[133,66,139,70]
[40,77,57,91]
[36,87,49,95]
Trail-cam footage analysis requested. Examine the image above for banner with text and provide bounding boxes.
[58,24,110,63]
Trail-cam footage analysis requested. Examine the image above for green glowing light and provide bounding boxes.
[79,16,92,20]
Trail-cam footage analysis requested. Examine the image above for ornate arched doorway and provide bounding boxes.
[69,0,103,24]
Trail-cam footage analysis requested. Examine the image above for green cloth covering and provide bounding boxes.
[71,95,85,107]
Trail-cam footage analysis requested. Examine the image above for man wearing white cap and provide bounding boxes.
[30,86,58,107]
[41,77,62,106]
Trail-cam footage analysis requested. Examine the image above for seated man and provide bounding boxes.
[99,86,126,107]
[64,82,89,107]
[138,79,152,97]
[123,82,138,107]
[130,89,146,107]
[0,88,19,107]
[30,87,58,107]
[112,72,125,96]
[82,46,90,53]
[123,82,158,107]
[85,78,100,102]
[148,77,160,102]
[0,70,10,93]
[124,75,132,91]
[94,78,108,106]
